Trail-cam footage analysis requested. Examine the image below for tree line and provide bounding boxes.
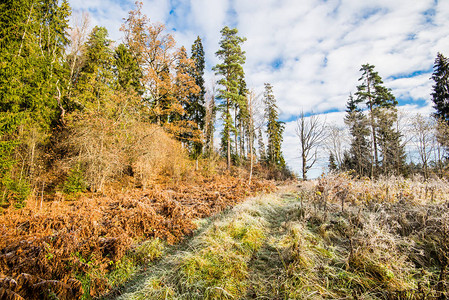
[297,54,449,180]
[0,1,287,206]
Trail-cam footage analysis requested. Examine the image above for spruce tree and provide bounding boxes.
[73,26,114,112]
[189,37,206,158]
[0,0,70,203]
[344,93,371,177]
[431,52,449,123]
[263,83,285,168]
[328,153,338,171]
[213,26,246,170]
[114,43,143,94]
[190,37,206,130]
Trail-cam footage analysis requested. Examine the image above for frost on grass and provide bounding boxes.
[130,194,278,300]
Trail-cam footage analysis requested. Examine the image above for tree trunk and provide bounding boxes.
[226,98,231,170]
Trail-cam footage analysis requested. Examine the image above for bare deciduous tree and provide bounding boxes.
[67,12,90,95]
[325,125,348,169]
[296,111,326,180]
[410,114,435,179]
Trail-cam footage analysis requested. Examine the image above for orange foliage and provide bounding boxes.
[121,2,202,144]
[0,174,274,299]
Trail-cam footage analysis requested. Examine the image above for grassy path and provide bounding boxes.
[104,180,448,299]
[104,184,301,299]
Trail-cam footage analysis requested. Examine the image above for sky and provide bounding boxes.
[68,0,449,178]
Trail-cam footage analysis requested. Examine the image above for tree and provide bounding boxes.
[247,90,257,184]
[328,153,338,172]
[73,26,114,112]
[188,37,206,158]
[121,2,177,125]
[344,93,371,176]
[170,46,202,145]
[325,124,347,170]
[121,2,201,148]
[0,0,70,202]
[410,114,435,179]
[213,26,246,170]
[204,82,217,157]
[431,52,449,123]
[114,43,143,93]
[66,11,90,104]
[264,83,285,167]
[355,63,398,177]
[296,111,326,180]
[189,37,206,130]
[376,107,406,175]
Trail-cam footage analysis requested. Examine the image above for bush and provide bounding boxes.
[7,179,30,209]
[62,166,87,195]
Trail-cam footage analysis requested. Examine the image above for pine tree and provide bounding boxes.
[355,64,397,177]
[264,83,285,168]
[431,52,449,123]
[213,26,246,170]
[236,79,249,162]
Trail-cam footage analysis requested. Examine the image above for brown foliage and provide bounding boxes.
[0,173,273,298]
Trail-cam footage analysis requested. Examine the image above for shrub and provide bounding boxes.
[62,166,87,195]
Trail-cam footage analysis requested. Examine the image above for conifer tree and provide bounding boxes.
[114,43,143,93]
[355,63,398,176]
[344,93,371,176]
[328,153,338,171]
[0,0,70,201]
[263,83,285,167]
[257,127,267,161]
[236,79,249,162]
[213,26,246,170]
[73,26,114,112]
[376,108,406,175]
[190,37,206,130]
[431,52,449,123]
[189,37,206,157]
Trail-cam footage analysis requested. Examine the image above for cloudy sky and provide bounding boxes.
[68,0,449,177]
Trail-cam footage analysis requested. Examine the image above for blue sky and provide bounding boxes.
[68,0,449,177]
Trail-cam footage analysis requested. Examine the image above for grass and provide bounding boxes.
[106,176,449,299]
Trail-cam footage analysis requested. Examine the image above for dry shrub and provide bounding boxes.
[62,115,191,192]
[129,124,191,188]
[63,112,131,192]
